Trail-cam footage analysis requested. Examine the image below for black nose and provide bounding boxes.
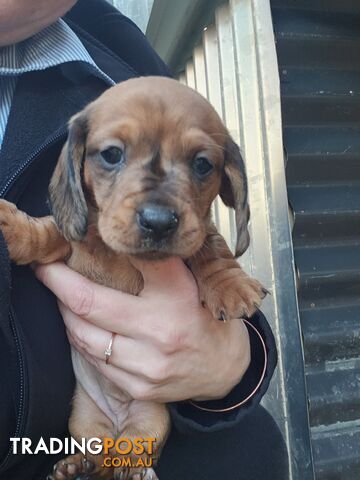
[137,204,179,240]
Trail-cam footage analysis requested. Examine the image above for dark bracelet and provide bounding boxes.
[188,319,268,413]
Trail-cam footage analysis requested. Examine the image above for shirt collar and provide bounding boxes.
[0,18,113,84]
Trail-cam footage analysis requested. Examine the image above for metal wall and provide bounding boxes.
[176,1,314,478]
[271,0,360,478]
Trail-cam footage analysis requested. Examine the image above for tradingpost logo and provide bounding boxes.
[10,437,157,468]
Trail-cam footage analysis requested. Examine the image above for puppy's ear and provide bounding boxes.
[219,138,250,257]
[49,113,88,241]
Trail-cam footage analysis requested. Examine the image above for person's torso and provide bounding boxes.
[0,4,169,478]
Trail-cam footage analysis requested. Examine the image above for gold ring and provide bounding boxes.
[104,333,115,365]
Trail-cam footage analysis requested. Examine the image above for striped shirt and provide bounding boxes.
[0,19,115,149]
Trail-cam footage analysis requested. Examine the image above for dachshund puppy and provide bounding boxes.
[0,77,266,480]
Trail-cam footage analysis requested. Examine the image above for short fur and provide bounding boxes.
[0,77,266,480]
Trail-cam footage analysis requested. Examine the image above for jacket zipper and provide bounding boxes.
[0,309,26,474]
[0,129,67,198]
[0,129,67,473]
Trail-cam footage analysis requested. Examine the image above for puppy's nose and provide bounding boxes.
[137,204,179,239]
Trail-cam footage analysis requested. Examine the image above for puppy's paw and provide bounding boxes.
[47,454,96,480]
[115,466,158,480]
[124,468,158,480]
[138,468,158,480]
[0,199,19,239]
[200,271,268,321]
[0,199,30,263]
[0,199,69,264]
[115,467,130,480]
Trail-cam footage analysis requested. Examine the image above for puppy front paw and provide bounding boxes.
[114,467,158,480]
[47,454,96,480]
[116,468,158,480]
[0,199,69,265]
[0,199,26,262]
[200,270,268,321]
[49,453,116,480]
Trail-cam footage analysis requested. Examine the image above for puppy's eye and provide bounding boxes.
[192,155,214,178]
[100,146,124,166]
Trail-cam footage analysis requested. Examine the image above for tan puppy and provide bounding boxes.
[0,77,266,480]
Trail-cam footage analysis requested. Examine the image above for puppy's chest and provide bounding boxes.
[66,242,144,429]
[67,242,143,294]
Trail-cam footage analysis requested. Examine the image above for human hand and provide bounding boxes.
[35,258,250,403]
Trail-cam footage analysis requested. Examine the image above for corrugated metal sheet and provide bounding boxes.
[271,0,360,478]
[177,1,314,478]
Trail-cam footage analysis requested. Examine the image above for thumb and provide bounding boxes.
[130,256,196,296]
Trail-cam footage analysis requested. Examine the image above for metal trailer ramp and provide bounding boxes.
[271,1,360,478]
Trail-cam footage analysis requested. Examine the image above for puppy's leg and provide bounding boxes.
[0,199,70,264]
[188,225,267,321]
[113,401,170,480]
[49,383,115,480]
[49,386,169,480]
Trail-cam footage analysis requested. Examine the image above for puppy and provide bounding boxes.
[0,77,266,480]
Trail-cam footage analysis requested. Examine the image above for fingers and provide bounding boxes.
[35,260,200,339]
[61,302,173,383]
[81,350,158,402]
[35,259,195,317]
[35,262,146,338]
[77,346,179,403]
[62,303,137,371]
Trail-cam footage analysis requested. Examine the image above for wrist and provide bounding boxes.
[192,319,251,402]
[189,318,267,412]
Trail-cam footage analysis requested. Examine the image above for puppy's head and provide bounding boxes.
[49,77,250,259]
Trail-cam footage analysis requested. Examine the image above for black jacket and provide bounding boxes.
[0,1,277,479]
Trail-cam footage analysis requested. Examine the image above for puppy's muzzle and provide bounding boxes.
[137,203,179,241]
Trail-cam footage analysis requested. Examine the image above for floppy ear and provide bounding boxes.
[49,113,88,241]
[219,138,250,257]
